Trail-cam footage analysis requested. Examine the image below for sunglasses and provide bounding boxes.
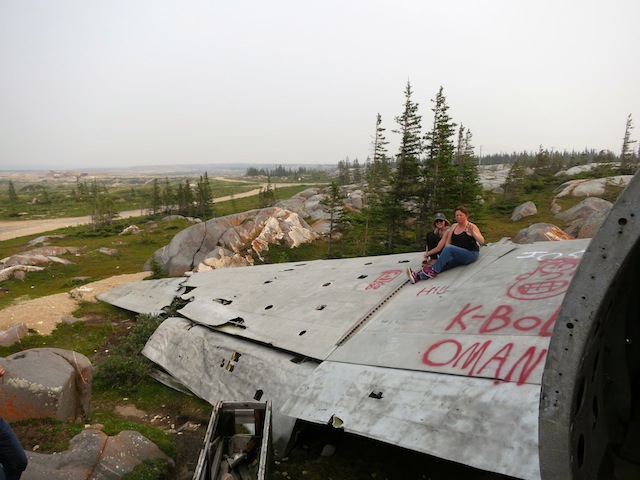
[435,219,444,223]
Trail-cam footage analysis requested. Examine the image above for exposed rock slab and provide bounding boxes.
[512,223,574,243]
[511,201,537,222]
[148,207,317,276]
[23,426,168,480]
[0,348,92,422]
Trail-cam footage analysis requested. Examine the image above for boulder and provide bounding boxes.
[344,190,365,211]
[0,323,28,347]
[554,175,633,197]
[0,348,92,422]
[575,208,611,239]
[119,225,141,235]
[511,201,537,222]
[0,265,45,282]
[23,426,169,480]
[512,223,574,244]
[148,207,317,276]
[555,197,613,224]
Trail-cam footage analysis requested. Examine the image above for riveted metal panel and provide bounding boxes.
[282,361,541,480]
[176,253,420,359]
[96,277,186,315]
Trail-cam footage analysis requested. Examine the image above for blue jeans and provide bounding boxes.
[0,418,27,480]
[418,245,479,279]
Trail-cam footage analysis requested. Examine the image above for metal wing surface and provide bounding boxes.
[101,238,591,480]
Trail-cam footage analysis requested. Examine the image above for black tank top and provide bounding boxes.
[451,229,479,251]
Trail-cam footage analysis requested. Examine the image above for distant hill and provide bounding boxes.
[1,163,336,177]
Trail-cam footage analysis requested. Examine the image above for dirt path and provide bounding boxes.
[0,272,152,334]
[0,183,291,242]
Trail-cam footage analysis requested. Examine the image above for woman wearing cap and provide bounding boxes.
[424,213,450,266]
[407,206,484,283]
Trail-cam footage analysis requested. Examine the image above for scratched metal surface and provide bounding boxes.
[103,237,593,480]
[96,276,186,315]
[141,316,313,448]
[281,361,542,480]
[327,238,592,386]
[176,253,420,360]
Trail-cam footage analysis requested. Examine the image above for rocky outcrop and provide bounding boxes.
[0,323,28,347]
[0,246,82,281]
[0,348,92,423]
[23,425,169,480]
[147,207,318,276]
[511,201,537,222]
[555,197,613,238]
[554,175,632,197]
[512,223,574,244]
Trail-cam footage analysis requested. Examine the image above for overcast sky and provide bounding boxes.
[1,0,639,170]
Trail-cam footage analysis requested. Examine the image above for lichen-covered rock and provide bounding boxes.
[23,426,169,480]
[147,207,317,276]
[0,348,92,423]
[512,223,574,244]
[511,201,537,222]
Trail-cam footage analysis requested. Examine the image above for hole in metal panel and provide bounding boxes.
[364,262,372,265]
[369,391,383,399]
[358,275,368,279]
[214,298,232,305]
[398,260,409,263]
[618,217,628,225]
[265,305,273,310]
[228,317,246,328]
[316,305,326,310]
[299,330,307,336]
[225,352,241,372]
[264,280,273,284]
[254,389,264,401]
[290,355,307,364]
[567,323,574,329]
[284,268,294,271]
[322,283,331,287]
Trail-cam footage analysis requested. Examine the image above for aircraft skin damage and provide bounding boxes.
[99,237,592,480]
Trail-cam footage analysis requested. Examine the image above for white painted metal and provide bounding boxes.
[96,277,186,315]
[282,361,541,480]
[103,237,593,480]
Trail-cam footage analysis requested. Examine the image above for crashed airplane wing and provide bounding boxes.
[99,237,590,480]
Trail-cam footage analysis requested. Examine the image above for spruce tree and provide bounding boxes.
[423,86,457,217]
[161,177,174,214]
[363,114,391,255]
[321,182,346,258]
[7,180,18,204]
[387,80,422,251]
[620,114,638,174]
[453,125,482,207]
[149,178,162,216]
[196,172,214,219]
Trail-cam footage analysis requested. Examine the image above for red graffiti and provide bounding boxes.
[446,303,559,337]
[366,270,402,290]
[422,338,547,385]
[507,258,579,300]
[416,285,449,296]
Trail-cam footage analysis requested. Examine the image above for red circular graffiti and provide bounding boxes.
[507,258,579,301]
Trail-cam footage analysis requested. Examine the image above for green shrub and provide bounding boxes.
[93,314,165,391]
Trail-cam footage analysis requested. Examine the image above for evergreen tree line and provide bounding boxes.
[246,165,317,179]
[147,172,214,220]
[329,87,638,256]
[333,82,483,254]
